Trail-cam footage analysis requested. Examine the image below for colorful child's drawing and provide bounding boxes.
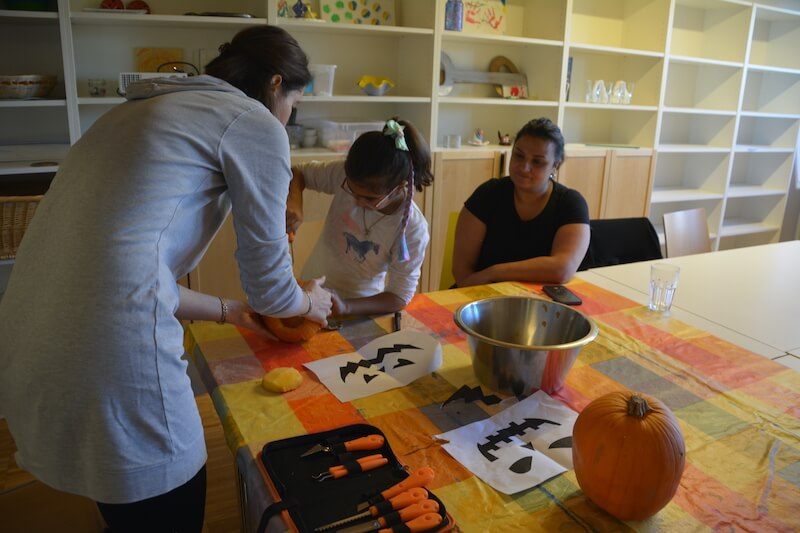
[463,0,506,35]
[320,0,395,25]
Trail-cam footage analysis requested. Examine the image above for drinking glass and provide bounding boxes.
[648,263,680,313]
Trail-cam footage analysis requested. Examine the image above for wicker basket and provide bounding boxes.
[0,75,57,100]
[1,195,43,260]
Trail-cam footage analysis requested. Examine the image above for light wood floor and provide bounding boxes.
[0,394,241,533]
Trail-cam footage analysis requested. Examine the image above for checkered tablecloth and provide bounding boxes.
[185,280,800,532]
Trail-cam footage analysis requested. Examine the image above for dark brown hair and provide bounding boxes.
[514,117,566,166]
[345,118,433,194]
[205,25,311,111]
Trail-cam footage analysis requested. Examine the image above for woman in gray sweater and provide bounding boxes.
[0,26,331,532]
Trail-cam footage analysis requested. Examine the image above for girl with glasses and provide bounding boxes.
[287,118,433,317]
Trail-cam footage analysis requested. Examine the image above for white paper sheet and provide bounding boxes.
[436,390,577,494]
[304,330,442,402]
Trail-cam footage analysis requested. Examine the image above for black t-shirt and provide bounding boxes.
[464,177,589,271]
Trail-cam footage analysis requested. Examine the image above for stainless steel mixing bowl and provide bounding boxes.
[454,296,598,395]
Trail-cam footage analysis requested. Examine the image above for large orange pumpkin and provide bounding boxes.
[263,315,321,343]
[572,390,685,521]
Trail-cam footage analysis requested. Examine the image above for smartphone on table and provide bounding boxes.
[542,285,582,306]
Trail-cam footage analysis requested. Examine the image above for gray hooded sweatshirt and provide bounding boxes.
[0,75,303,503]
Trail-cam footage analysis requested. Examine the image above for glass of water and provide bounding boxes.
[648,263,680,313]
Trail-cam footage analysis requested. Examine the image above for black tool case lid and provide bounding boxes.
[259,423,451,533]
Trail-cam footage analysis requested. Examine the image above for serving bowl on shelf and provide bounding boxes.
[454,296,598,395]
[0,75,57,100]
[358,75,395,97]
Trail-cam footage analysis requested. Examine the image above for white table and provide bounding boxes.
[576,240,800,361]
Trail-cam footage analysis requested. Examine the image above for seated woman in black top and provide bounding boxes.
[453,117,590,287]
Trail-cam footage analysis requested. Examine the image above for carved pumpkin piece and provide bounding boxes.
[264,316,321,343]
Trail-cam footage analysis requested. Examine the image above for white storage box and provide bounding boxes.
[315,120,385,152]
[307,64,336,96]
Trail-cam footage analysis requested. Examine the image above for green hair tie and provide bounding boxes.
[383,119,409,151]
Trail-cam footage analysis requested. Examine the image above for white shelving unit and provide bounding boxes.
[1,0,799,286]
[650,0,800,249]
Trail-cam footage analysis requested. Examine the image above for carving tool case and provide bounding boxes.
[257,423,454,533]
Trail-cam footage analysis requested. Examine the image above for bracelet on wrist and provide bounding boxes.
[217,297,228,324]
[303,291,313,316]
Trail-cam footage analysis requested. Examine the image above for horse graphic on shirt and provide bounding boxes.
[344,232,380,263]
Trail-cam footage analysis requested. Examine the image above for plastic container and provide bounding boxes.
[308,64,336,96]
[314,120,385,152]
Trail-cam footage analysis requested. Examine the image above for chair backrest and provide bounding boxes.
[578,217,663,270]
[662,208,711,258]
[439,211,460,290]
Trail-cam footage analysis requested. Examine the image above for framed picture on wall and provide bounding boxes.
[462,0,506,35]
[320,0,395,25]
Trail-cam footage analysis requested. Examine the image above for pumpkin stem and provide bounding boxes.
[627,394,651,418]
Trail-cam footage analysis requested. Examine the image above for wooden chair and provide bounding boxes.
[578,217,663,270]
[662,208,711,257]
[439,211,460,290]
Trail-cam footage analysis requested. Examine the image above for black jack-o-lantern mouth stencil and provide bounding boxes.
[303,330,443,403]
[339,343,422,383]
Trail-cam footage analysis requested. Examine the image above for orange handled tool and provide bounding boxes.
[301,435,385,458]
[314,488,427,531]
[356,467,435,511]
[377,512,442,533]
[312,454,388,482]
[336,500,440,533]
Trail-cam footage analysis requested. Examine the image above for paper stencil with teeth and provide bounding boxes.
[304,330,442,402]
[435,391,577,495]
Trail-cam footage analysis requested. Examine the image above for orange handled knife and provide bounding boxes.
[301,435,385,458]
[314,488,427,531]
[356,467,435,511]
[336,500,440,533]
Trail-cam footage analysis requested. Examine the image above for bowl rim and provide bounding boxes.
[453,295,599,351]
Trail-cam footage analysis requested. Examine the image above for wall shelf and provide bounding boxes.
[650,188,725,203]
[0,100,67,108]
[70,12,269,28]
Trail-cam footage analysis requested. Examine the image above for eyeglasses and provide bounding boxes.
[341,178,403,210]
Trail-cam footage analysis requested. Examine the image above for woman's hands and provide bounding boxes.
[301,276,333,325]
[224,299,276,338]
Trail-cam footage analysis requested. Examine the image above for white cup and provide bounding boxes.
[648,263,680,313]
[445,134,461,148]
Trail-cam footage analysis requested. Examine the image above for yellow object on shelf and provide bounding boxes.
[358,75,395,96]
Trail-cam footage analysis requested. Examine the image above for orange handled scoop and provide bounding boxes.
[356,467,435,511]
[378,512,443,533]
[328,454,384,474]
[379,500,440,527]
[314,456,388,482]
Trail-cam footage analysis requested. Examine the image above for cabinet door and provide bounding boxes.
[188,215,245,301]
[558,149,609,219]
[188,154,343,301]
[603,150,655,218]
[428,150,504,291]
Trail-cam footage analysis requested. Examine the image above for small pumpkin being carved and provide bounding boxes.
[264,315,321,343]
[572,390,685,521]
